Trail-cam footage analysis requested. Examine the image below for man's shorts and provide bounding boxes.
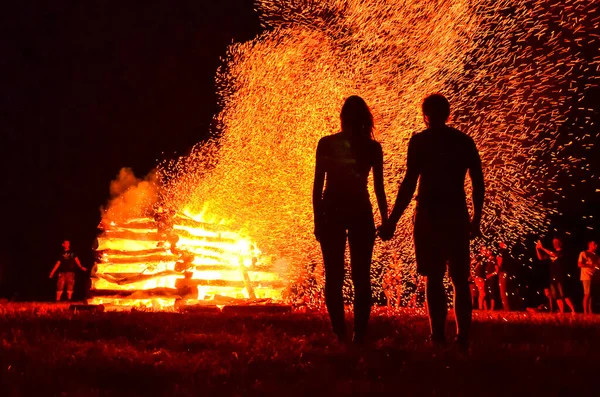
[413,219,470,280]
[57,272,75,292]
[582,280,592,295]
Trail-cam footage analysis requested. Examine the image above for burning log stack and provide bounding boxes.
[89,211,286,308]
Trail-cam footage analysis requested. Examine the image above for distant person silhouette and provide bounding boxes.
[379,94,484,350]
[313,95,387,343]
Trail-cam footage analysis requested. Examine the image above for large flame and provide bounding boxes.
[96,0,599,308]
[158,0,599,306]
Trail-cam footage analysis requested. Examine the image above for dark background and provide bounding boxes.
[0,1,598,302]
[0,1,262,299]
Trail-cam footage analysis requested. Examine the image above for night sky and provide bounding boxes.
[0,1,262,299]
[0,1,598,300]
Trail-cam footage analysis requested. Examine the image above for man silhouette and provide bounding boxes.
[379,94,484,350]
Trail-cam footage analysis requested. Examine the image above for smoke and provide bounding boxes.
[101,168,158,225]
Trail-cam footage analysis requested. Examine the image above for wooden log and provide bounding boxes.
[102,229,241,245]
[239,256,255,300]
[99,248,168,256]
[103,215,235,234]
[69,304,105,313]
[99,238,234,257]
[98,255,177,265]
[221,305,292,315]
[175,304,221,314]
[102,230,163,241]
[98,268,281,279]
[89,288,180,297]
[93,277,286,289]
[96,270,182,285]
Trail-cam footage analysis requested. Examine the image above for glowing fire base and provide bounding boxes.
[90,212,287,309]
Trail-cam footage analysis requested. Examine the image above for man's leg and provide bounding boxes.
[348,222,375,341]
[582,281,590,314]
[565,297,576,313]
[320,225,347,339]
[477,282,485,310]
[544,288,553,312]
[499,274,510,311]
[425,272,447,343]
[448,237,472,347]
[415,247,447,342]
[56,274,65,301]
[66,272,75,301]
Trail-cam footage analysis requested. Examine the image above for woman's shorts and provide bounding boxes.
[549,280,566,299]
[57,272,75,292]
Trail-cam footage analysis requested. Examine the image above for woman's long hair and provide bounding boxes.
[340,96,374,140]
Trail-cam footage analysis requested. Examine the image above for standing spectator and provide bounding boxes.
[497,241,515,311]
[468,255,479,308]
[382,252,403,308]
[49,240,87,301]
[578,240,599,315]
[535,242,553,312]
[484,247,499,311]
[537,238,576,313]
[382,268,399,308]
[473,250,487,310]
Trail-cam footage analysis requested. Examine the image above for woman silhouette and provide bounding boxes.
[313,96,387,343]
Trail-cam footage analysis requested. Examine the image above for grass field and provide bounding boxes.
[1,303,599,396]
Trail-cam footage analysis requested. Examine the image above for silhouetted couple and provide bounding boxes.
[313,94,485,349]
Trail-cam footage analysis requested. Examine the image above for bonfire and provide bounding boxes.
[89,208,287,308]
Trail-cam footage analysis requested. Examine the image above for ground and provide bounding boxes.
[1,303,599,396]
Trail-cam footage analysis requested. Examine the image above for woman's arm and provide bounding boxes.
[312,140,326,241]
[372,142,387,223]
[388,137,419,226]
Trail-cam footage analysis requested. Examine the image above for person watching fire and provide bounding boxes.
[578,240,599,315]
[379,93,485,352]
[49,240,87,301]
[313,95,387,344]
[536,237,576,314]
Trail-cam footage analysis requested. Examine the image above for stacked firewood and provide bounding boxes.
[90,212,286,306]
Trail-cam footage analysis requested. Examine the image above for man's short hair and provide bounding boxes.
[422,94,450,123]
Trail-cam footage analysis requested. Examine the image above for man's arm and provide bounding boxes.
[372,142,388,223]
[312,140,326,241]
[388,137,419,226]
[578,252,594,268]
[49,261,60,278]
[535,247,544,261]
[75,257,87,272]
[468,138,485,237]
[486,262,499,279]
[536,242,557,259]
